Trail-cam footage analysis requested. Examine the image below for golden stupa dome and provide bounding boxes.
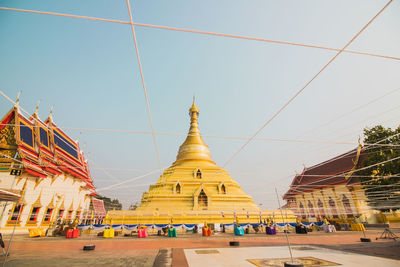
[173,98,215,166]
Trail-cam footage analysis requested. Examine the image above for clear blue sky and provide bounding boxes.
[1,0,399,209]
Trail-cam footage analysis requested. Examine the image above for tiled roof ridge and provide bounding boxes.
[283,147,364,199]
[303,148,359,173]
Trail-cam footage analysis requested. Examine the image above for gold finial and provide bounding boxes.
[49,105,54,121]
[189,96,199,116]
[34,100,40,115]
[15,91,21,107]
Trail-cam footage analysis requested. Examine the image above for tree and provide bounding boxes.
[97,195,122,211]
[358,125,400,212]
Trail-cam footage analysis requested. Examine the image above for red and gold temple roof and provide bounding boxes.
[0,105,95,192]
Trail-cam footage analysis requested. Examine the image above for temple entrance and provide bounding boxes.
[198,189,208,208]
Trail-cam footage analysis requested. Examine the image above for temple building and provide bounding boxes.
[108,100,295,224]
[283,147,381,223]
[0,101,96,232]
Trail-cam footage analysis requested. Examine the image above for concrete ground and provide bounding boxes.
[0,229,398,266]
[184,245,400,267]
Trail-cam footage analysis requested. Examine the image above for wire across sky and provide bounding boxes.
[0,0,399,208]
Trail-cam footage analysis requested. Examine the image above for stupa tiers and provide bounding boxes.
[137,99,259,212]
[107,100,295,224]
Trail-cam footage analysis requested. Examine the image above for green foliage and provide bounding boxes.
[358,125,400,212]
[97,195,122,211]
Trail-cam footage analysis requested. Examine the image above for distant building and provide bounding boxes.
[283,147,380,223]
[0,103,95,232]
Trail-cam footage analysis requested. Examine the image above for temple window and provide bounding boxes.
[29,207,40,222]
[75,211,81,220]
[221,184,226,194]
[10,204,23,221]
[328,197,338,218]
[67,210,73,220]
[43,208,53,222]
[317,199,325,216]
[39,127,49,147]
[299,202,305,219]
[176,183,181,194]
[58,209,64,219]
[198,189,208,208]
[342,195,353,217]
[196,169,202,179]
[307,200,315,217]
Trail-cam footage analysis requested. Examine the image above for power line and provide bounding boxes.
[269,132,400,192]
[222,0,393,168]
[292,131,400,177]
[295,87,400,139]
[96,168,164,191]
[0,6,399,61]
[125,0,161,170]
[285,156,400,196]
[5,122,400,146]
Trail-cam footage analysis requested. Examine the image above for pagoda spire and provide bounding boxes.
[173,99,215,166]
[189,96,199,123]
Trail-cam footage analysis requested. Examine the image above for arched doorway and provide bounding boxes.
[221,184,226,194]
[176,183,181,194]
[196,169,202,179]
[198,189,208,208]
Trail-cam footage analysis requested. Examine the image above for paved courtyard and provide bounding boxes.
[0,229,398,266]
[185,245,400,267]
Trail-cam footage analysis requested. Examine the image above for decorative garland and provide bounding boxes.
[77,222,325,231]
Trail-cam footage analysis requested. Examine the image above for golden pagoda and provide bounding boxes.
[136,99,259,212]
[107,100,296,225]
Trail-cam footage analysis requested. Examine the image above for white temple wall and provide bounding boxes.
[0,171,92,229]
